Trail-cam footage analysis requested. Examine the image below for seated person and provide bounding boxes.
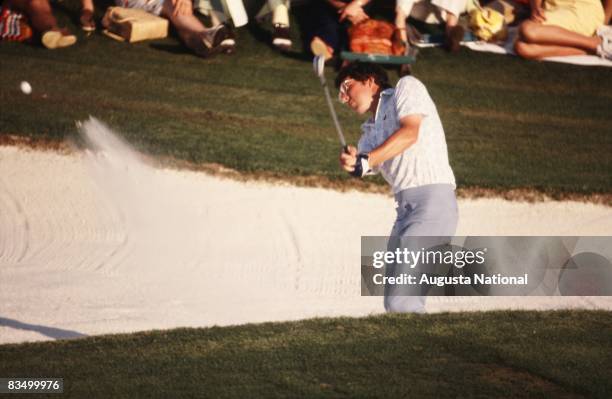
[117,0,230,57]
[485,0,531,26]
[267,0,292,50]
[193,0,292,52]
[7,0,76,48]
[301,0,373,61]
[395,0,469,52]
[515,0,612,60]
[80,0,95,32]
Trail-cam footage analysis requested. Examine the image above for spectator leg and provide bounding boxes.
[82,0,93,13]
[514,41,587,59]
[162,0,207,38]
[300,1,347,56]
[444,11,458,33]
[395,6,409,43]
[162,0,215,56]
[269,0,290,26]
[518,20,601,53]
[9,0,57,33]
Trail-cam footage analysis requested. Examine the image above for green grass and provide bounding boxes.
[0,1,611,196]
[1,310,611,398]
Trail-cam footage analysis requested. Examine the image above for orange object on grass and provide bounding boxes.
[349,19,405,56]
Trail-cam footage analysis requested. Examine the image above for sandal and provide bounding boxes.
[310,36,333,61]
[272,23,292,51]
[41,28,77,49]
[80,9,95,32]
[218,23,236,55]
[189,24,229,58]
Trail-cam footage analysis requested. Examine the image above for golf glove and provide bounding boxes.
[350,153,371,178]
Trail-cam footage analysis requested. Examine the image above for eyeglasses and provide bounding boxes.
[338,78,354,104]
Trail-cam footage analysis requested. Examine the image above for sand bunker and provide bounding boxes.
[1,118,611,344]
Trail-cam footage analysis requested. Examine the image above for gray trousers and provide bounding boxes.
[384,184,458,313]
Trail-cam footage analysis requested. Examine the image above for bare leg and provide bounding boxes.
[10,0,76,48]
[445,11,458,34]
[81,0,93,13]
[161,0,225,56]
[80,0,95,31]
[162,0,207,38]
[395,7,408,43]
[210,12,222,27]
[515,41,587,59]
[162,0,205,49]
[9,0,57,33]
[443,11,463,52]
[518,20,602,56]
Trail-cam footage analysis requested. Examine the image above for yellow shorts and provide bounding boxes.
[543,0,604,36]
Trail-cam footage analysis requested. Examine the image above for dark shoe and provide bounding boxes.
[445,25,464,53]
[219,23,236,54]
[272,23,291,51]
[80,9,95,32]
[190,24,229,58]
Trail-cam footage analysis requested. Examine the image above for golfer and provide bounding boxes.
[336,62,458,313]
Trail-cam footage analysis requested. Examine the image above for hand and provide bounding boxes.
[172,0,191,17]
[530,5,546,23]
[339,145,357,173]
[339,1,368,24]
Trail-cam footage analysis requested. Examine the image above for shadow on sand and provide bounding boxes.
[0,317,88,341]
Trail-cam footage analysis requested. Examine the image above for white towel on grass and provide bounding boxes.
[463,27,612,67]
[414,26,612,67]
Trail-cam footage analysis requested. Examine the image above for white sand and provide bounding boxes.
[1,119,611,344]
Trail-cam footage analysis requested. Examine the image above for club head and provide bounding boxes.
[312,55,325,79]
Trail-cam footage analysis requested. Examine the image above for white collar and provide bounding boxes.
[371,87,395,123]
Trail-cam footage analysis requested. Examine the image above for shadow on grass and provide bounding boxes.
[0,317,87,340]
[149,43,192,56]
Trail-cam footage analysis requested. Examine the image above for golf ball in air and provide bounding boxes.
[20,81,32,95]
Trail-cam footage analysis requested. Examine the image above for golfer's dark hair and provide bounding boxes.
[334,62,391,90]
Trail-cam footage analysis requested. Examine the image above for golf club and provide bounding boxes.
[312,55,348,153]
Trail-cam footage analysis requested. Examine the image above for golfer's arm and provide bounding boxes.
[368,115,421,168]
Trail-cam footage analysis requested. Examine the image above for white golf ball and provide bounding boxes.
[20,81,32,95]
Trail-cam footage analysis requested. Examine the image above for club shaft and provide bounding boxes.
[321,82,347,148]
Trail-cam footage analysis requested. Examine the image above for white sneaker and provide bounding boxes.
[596,36,612,60]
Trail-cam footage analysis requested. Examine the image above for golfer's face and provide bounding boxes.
[339,78,373,114]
